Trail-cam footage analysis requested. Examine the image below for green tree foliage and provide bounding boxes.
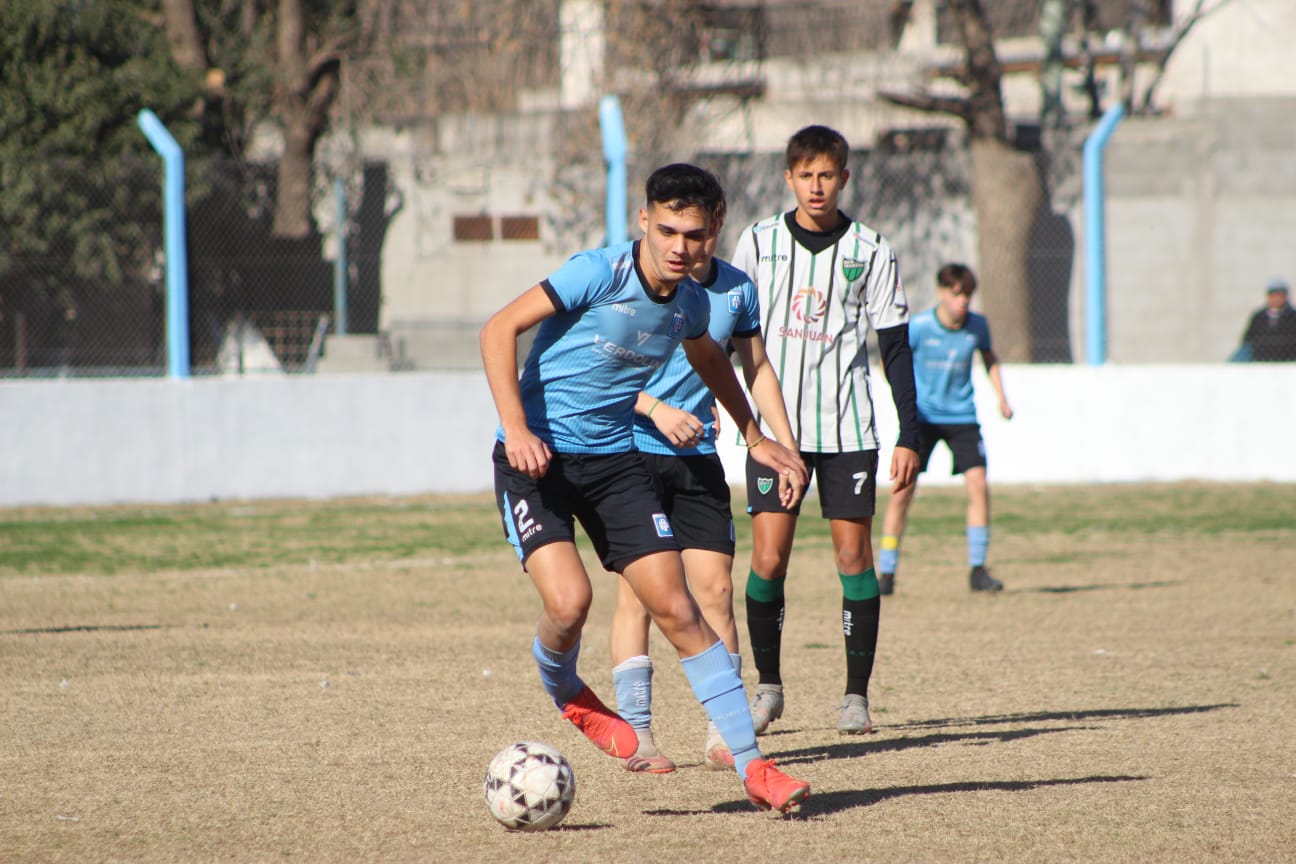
[0,1,202,313]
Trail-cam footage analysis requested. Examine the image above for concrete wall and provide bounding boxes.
[3,364,1293,508]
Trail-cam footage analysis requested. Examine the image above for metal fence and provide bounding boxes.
[0,137,1084,377]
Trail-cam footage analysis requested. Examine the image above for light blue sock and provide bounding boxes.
[611,655,653,729]
[532,636,583,706]
[879,534,900,574]
[682,640,761,779]
[968,525,989,567]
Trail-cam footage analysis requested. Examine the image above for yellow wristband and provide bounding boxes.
[746,434,766,449]
[647,398,662,418]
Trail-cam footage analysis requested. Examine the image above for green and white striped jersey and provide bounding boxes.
[731,211,909,453]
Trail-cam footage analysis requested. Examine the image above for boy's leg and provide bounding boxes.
[879,482,918,594]
[610,576,676,773]
[829,518,880,734]
[526,541,639,758]
[622,551,810,811]
[681,548,741,768]
[746,511,797,732]
[963,466,1002,591]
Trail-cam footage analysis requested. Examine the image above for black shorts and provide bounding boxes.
[916,422,986,475]
[640,451,735,556]
[492,441,680,573]
[746,449,880,520]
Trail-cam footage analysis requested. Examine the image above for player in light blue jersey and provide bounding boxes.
[481,163,812,813]
[879,263,1014,594]
[608,195,801,774]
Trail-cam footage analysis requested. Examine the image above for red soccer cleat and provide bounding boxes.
[743,758,811,813]
[559,685,639,758]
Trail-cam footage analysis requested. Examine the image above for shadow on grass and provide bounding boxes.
[644,774,1148,819]
[1021,580,1183,594]
[2,624,164,635]
[890,703,1239,730]
[722,774,1149,818]
[770,725,1088,765]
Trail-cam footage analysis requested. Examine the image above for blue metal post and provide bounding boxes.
[1083,101,1125,367]
[599,95,627,246]
[137,109,190,379]
[333,178,348,335]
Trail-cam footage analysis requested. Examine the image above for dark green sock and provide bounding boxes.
[745,569,785,686]
[840,569,880,697]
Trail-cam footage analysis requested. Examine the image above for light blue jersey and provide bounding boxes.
[498,240,711,454]
[909,307,992,424]
[633,259,761,456]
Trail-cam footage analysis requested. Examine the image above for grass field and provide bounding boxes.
[2,484,1294,863]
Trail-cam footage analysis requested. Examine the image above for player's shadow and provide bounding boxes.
[769,724,1086,765]
[1,624,164,635]
[890,703,1238,731]
[706,773,1149,818]
[1018,579,1183,594]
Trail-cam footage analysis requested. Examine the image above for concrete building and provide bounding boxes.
[316,0,1296,370]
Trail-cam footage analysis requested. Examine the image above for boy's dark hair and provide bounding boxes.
[786,125,849,171]
[937,262,978,294]
[646,163,725,222]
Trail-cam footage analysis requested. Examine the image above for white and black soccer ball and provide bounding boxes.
[483,741,576,831]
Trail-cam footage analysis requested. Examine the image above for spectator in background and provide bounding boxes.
[1235,278,1296,362]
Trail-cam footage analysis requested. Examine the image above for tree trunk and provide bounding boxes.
[273,110,317,238]
[969,138,1042,362]
[160,0,206,73]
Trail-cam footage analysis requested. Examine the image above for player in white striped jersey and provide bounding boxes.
[730,125,921,735]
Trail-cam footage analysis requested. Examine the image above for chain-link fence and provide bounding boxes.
[0,157,388,378]
[0,138,1086,377]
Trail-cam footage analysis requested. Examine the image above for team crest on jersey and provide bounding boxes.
[841,258,866,281]
[652,512,674,538]
[669,312,685,338]
[757,477,774,495]
[792,287,828,324]
[727,289,744,313]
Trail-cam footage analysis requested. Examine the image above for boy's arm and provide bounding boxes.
[480,284,558,478]
[731,333,797,451]
[877,323,920,493]
[636,391,704,448]
[981,349,1014,420]
[682,335,808,505]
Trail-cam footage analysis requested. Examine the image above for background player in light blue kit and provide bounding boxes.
[607,193,800,774]
[480,163,812,813]
[878,262,1014,595]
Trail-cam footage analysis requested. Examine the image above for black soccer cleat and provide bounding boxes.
[969,565,1003,592]
[878,572,895,595]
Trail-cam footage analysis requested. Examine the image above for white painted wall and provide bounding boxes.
[2,365,1293,508]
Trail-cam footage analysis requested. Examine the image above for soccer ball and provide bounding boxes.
[483,741,576,831]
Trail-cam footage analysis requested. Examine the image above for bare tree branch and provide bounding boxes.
[878,88,973,122]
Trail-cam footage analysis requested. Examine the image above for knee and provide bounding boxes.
[543,589,592,636]
[694,577,734,616]
[834,545,872,575]
[748,548,788,581]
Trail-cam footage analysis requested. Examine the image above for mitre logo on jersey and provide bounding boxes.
[612,302,637,317]
[841,258,866,281]
[792,287,828,324]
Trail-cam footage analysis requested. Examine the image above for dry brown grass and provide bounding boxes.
[2,485,1294,863]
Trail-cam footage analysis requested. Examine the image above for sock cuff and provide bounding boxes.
[746,569,786,604]
[840,568,880,601]
[967,525,989,540]
[681,641,743,701]
[533,636,579,665]
[612,655,653,675]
